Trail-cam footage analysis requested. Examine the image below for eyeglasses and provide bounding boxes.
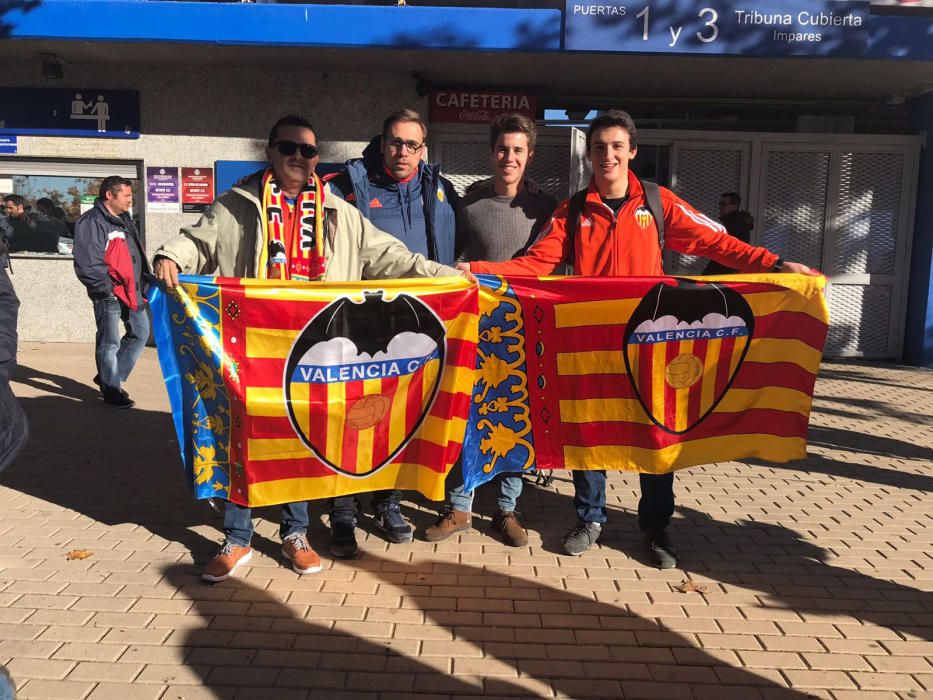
[386,139,425,154]
[273,140,319,159]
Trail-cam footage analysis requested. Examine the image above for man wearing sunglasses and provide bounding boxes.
[152,115,467,583]
[327,109,459,551]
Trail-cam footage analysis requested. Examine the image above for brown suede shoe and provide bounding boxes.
[424,509,471,542]
[492,509,528,547]
[201,542,253,583]
[282,532,323,575]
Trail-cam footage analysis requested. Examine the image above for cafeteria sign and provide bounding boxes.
[429,91,537,124]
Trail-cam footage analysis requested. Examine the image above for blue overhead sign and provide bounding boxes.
[0,88,140,139]
[565,0,871,57]
[0,136,16,154]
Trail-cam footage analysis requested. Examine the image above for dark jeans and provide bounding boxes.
[92,296,149,394]
[572,470,675,532]
[330,489,402,522]
[223,500,309,547]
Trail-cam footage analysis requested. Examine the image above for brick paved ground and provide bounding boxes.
[1,342,931,700]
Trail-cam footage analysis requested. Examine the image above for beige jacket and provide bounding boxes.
[154,171,462,282]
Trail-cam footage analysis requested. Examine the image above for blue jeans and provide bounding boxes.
[223,500,309,547]
[450,474,523,513]
[92,296,149,394]
[573,470,674,532]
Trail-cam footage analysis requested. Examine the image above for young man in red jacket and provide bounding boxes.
[457,110,817,568]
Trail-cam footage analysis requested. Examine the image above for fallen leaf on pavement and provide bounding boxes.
[675,579,708,594]
[65,549,93,560]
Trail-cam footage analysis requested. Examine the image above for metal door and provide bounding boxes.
[667,141,750,275]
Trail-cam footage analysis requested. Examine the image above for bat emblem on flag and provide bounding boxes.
[283,291,447,476]
[623,279,754,434]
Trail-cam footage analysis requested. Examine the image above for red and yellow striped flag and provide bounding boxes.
[461,273,829,490]
[151,276,478,507]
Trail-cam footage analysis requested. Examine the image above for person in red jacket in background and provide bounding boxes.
[457,110,818,568]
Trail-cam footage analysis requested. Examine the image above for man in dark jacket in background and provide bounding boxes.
[0,233,28,474]
[2,194,59,254]
[73,176,151,408]
[703,192,755,275]
[326,109,460,550]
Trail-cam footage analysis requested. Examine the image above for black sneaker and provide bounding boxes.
[644,529,678,569]
[329,517,359,559]
[373,504,413,544]
[561,520,602,556]
[95,375,130,399]
[102,389,135,409]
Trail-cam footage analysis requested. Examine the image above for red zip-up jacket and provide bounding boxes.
[104,231,139,311]
[471,172,778,277]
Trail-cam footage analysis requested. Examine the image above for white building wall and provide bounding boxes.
[2,62,427,341]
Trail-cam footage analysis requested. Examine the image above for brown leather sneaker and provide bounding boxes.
[424,509,472,542]
[491,509,528,547]
[201,542,253,583]
[282,532,322,575]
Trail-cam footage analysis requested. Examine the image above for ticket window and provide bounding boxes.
[0,159,142,257]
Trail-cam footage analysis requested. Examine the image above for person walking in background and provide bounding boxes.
[73,177,151,409]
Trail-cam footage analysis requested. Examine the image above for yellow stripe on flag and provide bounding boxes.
[559,398,651,424]
[248,437,310,462]
[715,386,813,416]
[246,386,287,417]
[557,351,625,375]
[244,314,477,361]
[563,434,806,472]
[247,460,452,506]
[291,383,310,436]
[246,327,295,359]
[326,381,345,467]
[555,298,640,328]
[558,336,820,377]
[745,338,822,374]
[674,339,693,433]
[652,342,666,425]
[700,338,721,417]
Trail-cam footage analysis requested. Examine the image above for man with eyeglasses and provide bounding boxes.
[152,115,468,583]
[326,109,459,554]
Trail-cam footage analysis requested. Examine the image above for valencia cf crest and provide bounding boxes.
[623,279,754,434]
[283,292,447,476]
[634,206,653,230]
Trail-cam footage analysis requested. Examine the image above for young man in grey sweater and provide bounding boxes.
[426,113,557,547]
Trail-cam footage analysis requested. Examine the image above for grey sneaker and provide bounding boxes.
[373,504,413,544]
[644,529,678,569]
[561,520,602,556]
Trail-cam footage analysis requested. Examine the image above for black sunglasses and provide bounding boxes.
[273,140,318,159]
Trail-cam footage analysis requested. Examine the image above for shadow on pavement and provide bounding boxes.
[163,553,818,699]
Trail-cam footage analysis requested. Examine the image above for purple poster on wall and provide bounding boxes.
[146,166,180,213]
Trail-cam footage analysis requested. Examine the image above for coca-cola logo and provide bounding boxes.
[459,109,491,122]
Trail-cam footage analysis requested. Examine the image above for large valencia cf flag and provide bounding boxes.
[460,273,829,492]
[150,276,477,507]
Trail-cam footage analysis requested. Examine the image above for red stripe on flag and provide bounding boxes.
[566,407,809,450]
[754,310,829,350]
[715,336,737,398]
[734,361,818,395]
[664,339,678,430]
[306,382,329,456]
[687,339,708,427]
[639,343,654,418]
[405,365,426,437]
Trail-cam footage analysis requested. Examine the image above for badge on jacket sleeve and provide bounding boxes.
[437,187,445,202]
